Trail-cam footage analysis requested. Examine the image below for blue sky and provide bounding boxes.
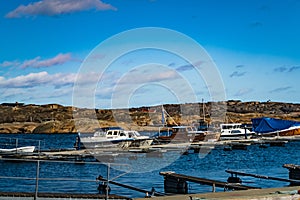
[0,0,300,108]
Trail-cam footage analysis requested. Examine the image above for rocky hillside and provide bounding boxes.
[0,100,300,134]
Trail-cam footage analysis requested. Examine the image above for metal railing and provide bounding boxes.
[0,158,131,200]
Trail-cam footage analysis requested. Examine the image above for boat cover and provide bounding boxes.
[252,117,300,133]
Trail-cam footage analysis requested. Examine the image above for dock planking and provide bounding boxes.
[0,191,131,199]
[97,176,164,196]
[159,171,260,192]
[226,169,300,185]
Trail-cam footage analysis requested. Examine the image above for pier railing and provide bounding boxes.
[0,158,132,200]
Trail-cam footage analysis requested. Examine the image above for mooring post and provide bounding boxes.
[34,160,40,200]
[38,140,41,157]
[212,183,216,192]
[105,163,110,200]
[15,138,18,154]
[244,127,247,139]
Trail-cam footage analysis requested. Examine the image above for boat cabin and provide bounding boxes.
[106,130,141,139]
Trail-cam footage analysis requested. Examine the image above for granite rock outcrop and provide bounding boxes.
[0,100,299,134]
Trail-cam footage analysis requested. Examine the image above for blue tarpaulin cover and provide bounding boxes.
[252,117,300,133]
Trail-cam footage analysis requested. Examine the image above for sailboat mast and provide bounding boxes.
[161,105,165,127]
[202,98,205,121]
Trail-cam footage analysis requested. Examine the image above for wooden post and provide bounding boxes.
[105,163,110,200]
[212,183,216,192]
[164,177,188,194]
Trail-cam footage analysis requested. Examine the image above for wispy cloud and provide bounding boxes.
[234,88,253,97]
[1,53,73,69]
[288,66,300,72]
[168,62,176,67]
[6,0,117,18]
[0,60,20,67]
[270,86,292,93]
[119,69,178,84]
[176,64,194,72]
[0,71,76,88]
[229,71,246,78]
[20,53,72,69]
[235,64,244,68]
[274,65,300,73]
[176,61,203,72]
[274,66,287,72]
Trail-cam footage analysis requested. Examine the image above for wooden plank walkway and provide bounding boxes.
[134,186,300,200]
[0,191,130,199]
[159,172,259,191]
[226,169,300,184]
[97,176,164,196]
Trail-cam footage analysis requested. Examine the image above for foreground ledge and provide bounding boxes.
[134,186,300,200]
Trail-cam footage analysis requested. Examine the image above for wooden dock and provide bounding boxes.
[134,186,300,200]
[0,135,298,162]
[159,171,259,194]
[0,191,130,199]
[226,169,300,185]
[283,164,300,183]
[97,176,164,197]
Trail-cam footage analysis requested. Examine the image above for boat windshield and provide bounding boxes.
[127,131,140,137]
[93,131,106,137]
[119,131,126,136]
[221,124,241,130]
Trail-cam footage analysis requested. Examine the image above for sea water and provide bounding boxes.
[0,133,300,198]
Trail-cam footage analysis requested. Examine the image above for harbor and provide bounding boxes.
[1,133,300,199]
[2,0,300,198]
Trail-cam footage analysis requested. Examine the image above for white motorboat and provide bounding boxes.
[0,146,35,153]
[220,123,254,140]
[79,128,153,149]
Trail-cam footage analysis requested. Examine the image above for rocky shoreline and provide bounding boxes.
[0,100,300,134]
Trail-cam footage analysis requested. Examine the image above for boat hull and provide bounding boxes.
[258,127,300,137]
[220,133,254,140]
[80,138,133,149]
[278,127,300,136]
[0,146,35,153]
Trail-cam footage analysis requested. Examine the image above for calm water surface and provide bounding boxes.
[0,133,300,198]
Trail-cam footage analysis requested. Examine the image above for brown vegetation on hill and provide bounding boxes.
[0,100,299,134]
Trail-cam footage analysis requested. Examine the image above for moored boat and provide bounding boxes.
[252,117,300,137]
[220,123,254,140]
[154,125,220,144]
[154,105,220,144]
[154,126,201,144]
[78,127,153,149]
[0,146,35,153]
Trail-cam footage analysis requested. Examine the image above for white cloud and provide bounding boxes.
[6,0,117,18]
[0,71,113,89]
[0,71,75,88]
[0,72,103,105]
